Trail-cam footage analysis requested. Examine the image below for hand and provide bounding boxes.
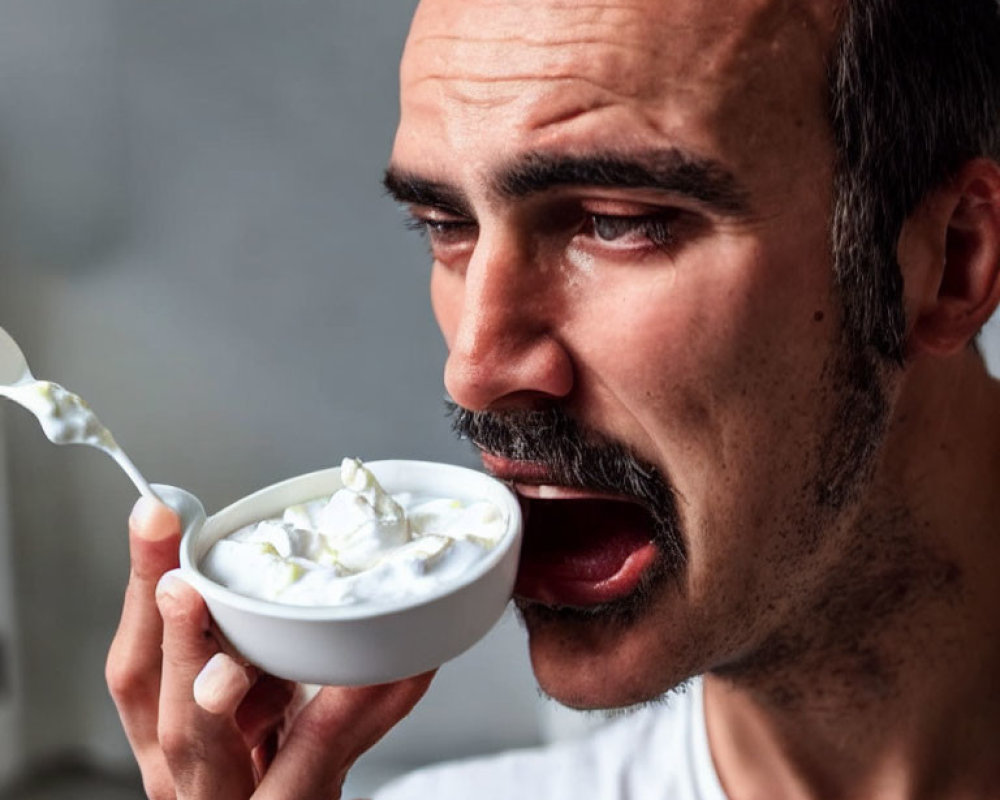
[106,497,434,799]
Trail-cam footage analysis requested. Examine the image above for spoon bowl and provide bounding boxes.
[0,324,158,499]
[0,326,32,386]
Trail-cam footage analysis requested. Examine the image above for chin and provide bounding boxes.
[516,592,699,711]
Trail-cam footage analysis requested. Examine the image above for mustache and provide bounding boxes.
[447,401,686,565]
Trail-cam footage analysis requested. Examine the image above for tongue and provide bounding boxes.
[515,497,658,605]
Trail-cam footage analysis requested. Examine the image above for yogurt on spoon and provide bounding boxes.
[0,325,157,499]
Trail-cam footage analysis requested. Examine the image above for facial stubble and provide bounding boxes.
[447,329,910,700]
[448,403,686,630]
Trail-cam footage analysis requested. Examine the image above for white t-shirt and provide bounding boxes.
[374,677,727,800]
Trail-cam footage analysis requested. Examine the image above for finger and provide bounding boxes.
[193,652,254,716]
[235,674,300,749]
[156,572,256,800]
[107,499,182,697]
[195,655,300,779]
[251,728,280,782]
[105,497,183,795]
[193,655,300,785]
[193,653,254,716]
[241,677,303,781]
[255,671,435,799]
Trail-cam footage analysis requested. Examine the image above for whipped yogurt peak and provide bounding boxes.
[314,458,411,571]
[200,459,508,607]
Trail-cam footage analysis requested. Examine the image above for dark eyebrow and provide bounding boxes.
[496,149,752,217]
[382,167,473,217]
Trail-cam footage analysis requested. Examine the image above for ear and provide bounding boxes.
[902,158,1000,357]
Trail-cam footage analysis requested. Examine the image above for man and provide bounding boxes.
[106,0,1000,797]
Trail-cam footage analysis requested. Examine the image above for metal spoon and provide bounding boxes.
[0,325,158,500]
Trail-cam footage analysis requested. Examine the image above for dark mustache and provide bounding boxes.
[447,401,686,564]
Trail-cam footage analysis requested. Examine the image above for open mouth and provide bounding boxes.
[482,453,659,607]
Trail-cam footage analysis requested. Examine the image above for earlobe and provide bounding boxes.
[908,159,1000,357]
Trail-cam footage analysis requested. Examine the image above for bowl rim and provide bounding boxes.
[179,459,522,621]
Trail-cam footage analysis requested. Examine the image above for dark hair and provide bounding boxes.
[828,0,1000,363]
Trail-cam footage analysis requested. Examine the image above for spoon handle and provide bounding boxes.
[113,448,161,502]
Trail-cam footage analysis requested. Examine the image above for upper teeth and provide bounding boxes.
[516,484,598,500]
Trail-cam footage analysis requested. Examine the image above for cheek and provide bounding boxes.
[567,239,839,526]
[627,241,833,423]
[564,244,772,429]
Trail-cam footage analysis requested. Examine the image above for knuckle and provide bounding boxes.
[157,583,206,625]
[286,706,334,744]
[129,545,181,585]
[105,654,152,705]
[157,715,208,767]
[156,719,185,762]
[134,753,178,800]
[142,773,177,800]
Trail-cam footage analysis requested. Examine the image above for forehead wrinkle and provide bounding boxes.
[406,73,646,111]
[407,0,831,71]
[403,4,671,102]
[402,3,831,136]
[412,33,660,59]
[412,0,657,33]
[405,33,661,100]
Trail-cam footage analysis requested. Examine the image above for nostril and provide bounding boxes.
[443,350,498,412]
[443,333,574,412]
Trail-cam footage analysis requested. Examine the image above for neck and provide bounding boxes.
[704,350,1000,800]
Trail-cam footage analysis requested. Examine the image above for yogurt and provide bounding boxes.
[6,380,119,450]
[2,378,155,497]
[200,458,507,607]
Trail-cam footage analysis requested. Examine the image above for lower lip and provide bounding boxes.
[512,496,659,607]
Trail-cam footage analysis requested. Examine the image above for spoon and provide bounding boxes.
[0,325,159,500]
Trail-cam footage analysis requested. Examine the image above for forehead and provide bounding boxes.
[403,0,835,86]
[396,0,839,192]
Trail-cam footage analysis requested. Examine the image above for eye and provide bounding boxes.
[404,216,472,239]
[585,213,676,250]
[404,213,476,241]
[403,211,478,263]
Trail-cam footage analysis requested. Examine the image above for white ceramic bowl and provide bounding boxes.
[156,460,522,686]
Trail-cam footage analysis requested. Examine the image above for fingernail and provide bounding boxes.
[130,496,175,541]
[155,570,187,604]
[194,653,251,714]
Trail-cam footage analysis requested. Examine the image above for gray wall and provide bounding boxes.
[0,1,543,794]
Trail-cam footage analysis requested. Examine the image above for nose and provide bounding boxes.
[441,234,574,412]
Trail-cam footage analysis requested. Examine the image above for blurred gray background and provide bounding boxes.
[0,2,549,797]
[0,2,998,799]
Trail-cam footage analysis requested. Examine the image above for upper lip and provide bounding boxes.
[479,452,632,502]
[479,452,557,484]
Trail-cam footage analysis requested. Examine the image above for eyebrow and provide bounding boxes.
[498,150,751,216]
[383,148,752,218]
[382,169,473,217]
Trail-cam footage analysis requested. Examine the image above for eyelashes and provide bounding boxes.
[584,213,677,250]
[403,215,474,239]
[401,207,690,262]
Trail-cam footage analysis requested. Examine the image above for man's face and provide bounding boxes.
[388,0,870,708]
